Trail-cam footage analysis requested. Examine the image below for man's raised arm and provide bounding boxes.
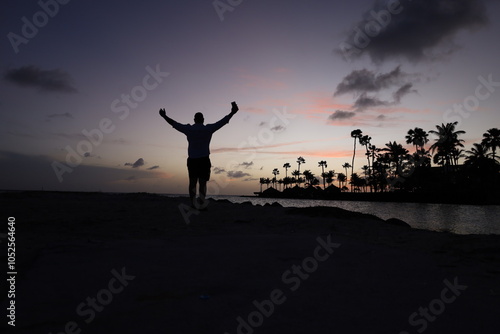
[159,108,175,126]
[230,101,239,117]
[209,101,239,132]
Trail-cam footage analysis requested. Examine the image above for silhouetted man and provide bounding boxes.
[159,102,239,208]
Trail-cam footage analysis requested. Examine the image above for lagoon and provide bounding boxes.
[209,195,500,235]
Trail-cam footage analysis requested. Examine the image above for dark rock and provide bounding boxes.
[215,199,231,203]
[385,218,411,228]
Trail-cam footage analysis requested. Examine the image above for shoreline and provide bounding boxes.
[255,188,500,205]
[2,188,499,205]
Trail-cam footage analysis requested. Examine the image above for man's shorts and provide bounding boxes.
[187,156,211,181]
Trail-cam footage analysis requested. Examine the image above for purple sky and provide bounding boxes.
[1,0,500,195]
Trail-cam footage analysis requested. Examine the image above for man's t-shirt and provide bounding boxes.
[170,114,232,158]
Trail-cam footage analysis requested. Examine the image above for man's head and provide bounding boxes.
[194,112,204,124]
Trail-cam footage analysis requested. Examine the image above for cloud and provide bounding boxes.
[392,83,418,103]
[111,138,132,145]
[339,0,489,63]
[270,125,285,132]
[238,162,254,169]
[213,167,226,174]
[328,110,356,121]
[334,66,407,96]
[353,93,391,110]
[243,177,259,182]
[334,66,419,111]
[147,165,160,170]
[125,158,145,168]
[227,170,251,178]
[4,65,77,93]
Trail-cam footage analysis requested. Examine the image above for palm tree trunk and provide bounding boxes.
[351,140,356,192]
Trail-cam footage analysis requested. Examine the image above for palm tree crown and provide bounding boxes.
[482,128,500,162]
[406,127,429,152]
[429,122,466,167]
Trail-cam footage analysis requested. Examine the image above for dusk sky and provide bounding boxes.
[1,0,500,195]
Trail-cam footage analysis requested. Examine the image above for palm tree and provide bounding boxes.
[310,177,320,187]
[361,165,369,177]
[283,162,291,188]
[283,176,293,189]
[429,122,466,169]
[296,156,305,176]
[337,173,346,188]
[342,162,351,184]
[302,170,312,187]
[359,135,372,176]
[325,170,335,187]
[450,148,464,166]
[291,170,301,186]
[349,173,364,192]
[350,129,363,185]
[382,141,409,178]
[432,150,447,167]
[406,127,429,152]
[259,177,266,193]
[465,143,489,166]
[264,178,271,189]
[272,168,280,188]
[464,142,499,187]
[368,144,379,170]
[482,128,500,162]
[318,160,328,189]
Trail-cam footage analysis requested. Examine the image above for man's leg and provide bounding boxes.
[199,179,207,207]
[198,157,211,209]
[189,176,197,207]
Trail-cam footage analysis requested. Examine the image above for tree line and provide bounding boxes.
[259,123,499,195]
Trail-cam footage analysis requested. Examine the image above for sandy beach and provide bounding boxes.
[1,191,500,334]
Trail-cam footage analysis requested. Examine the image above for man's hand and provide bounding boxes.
[159,108,166,118]
[231,101,239,114]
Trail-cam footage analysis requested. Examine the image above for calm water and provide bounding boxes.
[209,195,500,235]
